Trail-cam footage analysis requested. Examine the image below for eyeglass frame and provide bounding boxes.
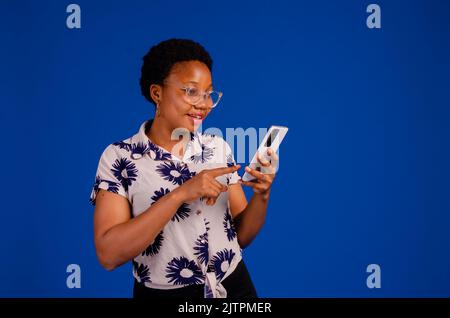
[162,80,223,108]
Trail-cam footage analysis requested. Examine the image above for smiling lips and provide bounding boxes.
[187,113,204,127]
[187,113,204,120]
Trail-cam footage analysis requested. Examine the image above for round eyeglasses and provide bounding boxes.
[163,80,223,108]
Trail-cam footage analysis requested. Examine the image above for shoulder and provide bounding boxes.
[99,136,134,162]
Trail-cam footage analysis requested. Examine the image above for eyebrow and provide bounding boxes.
[185,81,213,89]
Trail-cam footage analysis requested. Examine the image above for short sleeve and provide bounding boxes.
[89,144,128,205]
[223,140,241,185]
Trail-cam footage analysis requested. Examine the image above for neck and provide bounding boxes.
[147,117,189,156]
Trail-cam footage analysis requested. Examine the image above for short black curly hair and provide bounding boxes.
[140,38,213,105]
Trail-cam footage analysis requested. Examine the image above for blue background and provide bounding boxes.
[1,0,449,297]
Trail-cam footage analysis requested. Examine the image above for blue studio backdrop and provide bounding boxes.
[1,0,449,297]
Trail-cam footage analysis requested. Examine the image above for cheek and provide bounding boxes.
[168,95,190,114]
[164,96,189,117]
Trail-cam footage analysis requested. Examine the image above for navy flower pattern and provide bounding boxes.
[204,284,213,298]
[113,141,132,152]
[204,219,211,232]
[90,176,121,204]
[190,144,215,164]
[92,175,101,191]
[226,153,235,167]
[100,179,120,194]
[131,141,149,159]
[91,175,102,197]
[151,187,170,202]
[193,233,209,266]
[173,204,191,222]
[211,249,236,280]
[133,260,151,283]
[90,176,102,204]
[148,142,172,161]
[111,157,138,191]
[223,210,237,241]
[142,231,164,257]
[151,187,191,222]
[91,120,244,294]
[166,257,204,285]
[106,181,120,193]
[151,187,170,200]
[156,161,195,185]
[113,140,173,161]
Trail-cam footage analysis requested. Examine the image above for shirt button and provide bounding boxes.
[196,209,202,215]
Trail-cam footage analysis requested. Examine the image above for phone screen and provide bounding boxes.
[265,129,280,147]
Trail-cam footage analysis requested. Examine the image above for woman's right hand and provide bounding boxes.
[178,165,241,205]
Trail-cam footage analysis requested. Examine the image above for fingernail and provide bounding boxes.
[245,167,251,172]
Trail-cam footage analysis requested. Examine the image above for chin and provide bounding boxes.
[183,114,203,133]
[169,119,194,136]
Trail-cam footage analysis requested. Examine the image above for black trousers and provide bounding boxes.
[133,260,258,298]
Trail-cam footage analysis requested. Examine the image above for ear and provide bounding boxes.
[149,84,162,104]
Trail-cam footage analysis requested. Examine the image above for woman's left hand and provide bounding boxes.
[239,148,278,196]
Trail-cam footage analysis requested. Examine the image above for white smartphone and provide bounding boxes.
[241,125,288,182]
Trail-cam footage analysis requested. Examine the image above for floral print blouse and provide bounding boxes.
[90,119,242,298]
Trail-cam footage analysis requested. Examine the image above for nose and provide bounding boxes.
[193,96,208,109]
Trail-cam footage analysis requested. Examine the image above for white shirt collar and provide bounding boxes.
[129,119,203,162]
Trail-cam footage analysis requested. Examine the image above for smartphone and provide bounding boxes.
[241,125,288,182]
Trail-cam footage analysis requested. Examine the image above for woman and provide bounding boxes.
[90,38,278,298]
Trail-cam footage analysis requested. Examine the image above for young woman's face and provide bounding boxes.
[155,60,213,133]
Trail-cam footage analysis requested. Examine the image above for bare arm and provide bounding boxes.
[93,165,240,271]
[228,184,271,248]
[93,187,185,271]
[228,148,278,248]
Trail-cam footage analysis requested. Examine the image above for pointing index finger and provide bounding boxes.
[208,164,241,177]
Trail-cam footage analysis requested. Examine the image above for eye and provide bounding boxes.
[186,87,200,97]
